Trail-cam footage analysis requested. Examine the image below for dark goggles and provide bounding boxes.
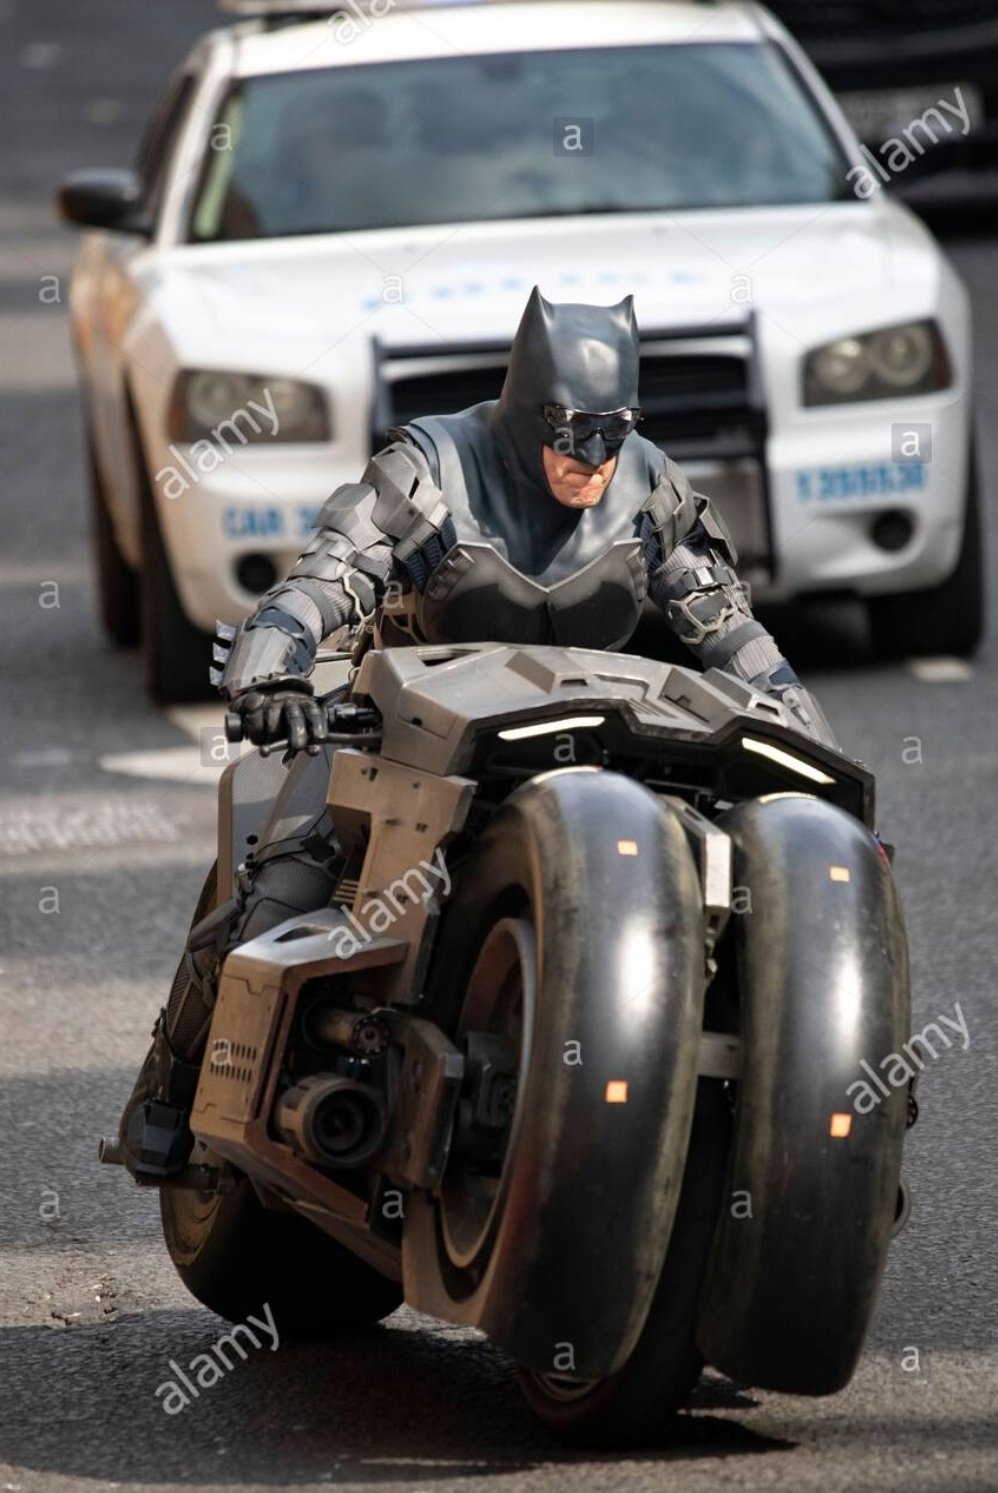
[542,403,642,448]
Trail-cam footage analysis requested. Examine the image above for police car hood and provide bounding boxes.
[147,197,946,370]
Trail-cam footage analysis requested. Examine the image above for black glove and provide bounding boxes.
[232,682,329,755]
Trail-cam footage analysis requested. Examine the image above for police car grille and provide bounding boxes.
[388,364,506,421]
[377,350,760,462]
[636,355,762,462]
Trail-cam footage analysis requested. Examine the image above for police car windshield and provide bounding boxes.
[190,42,849,241]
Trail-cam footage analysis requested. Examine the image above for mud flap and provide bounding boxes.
[403,770,707,1379]
[696,793,910,1394]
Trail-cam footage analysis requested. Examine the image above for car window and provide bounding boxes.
[188,42,850,242]
[136,71,198,215]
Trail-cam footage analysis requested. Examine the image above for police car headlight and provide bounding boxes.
[803,320,950,406]
[168,370,331,442]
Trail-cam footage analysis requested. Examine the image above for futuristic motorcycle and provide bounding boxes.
[107,642,911,1445]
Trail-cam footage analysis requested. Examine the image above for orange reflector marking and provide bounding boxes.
[617,839,638,856]
[606,1081,629,1104]
[830,866,851,882]
[829,1112,852,1138]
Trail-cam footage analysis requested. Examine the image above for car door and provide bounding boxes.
[86,67,199,562]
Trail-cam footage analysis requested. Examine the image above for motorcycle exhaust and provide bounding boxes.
[274,1073,387,1169]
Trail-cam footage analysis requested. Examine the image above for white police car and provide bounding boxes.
[59,0,979,700]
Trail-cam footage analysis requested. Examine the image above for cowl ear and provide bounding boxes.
[614,293,638,336]
[523,285,555,328]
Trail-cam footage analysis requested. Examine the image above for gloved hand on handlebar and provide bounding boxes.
[229,681,330,755]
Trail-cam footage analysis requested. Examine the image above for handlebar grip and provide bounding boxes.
[326,702,382,732]
[224,710,244,744]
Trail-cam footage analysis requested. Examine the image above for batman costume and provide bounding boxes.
[118,289,836,1179]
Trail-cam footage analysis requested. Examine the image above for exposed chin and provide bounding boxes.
[555,486,604,508]
[542,449,617,508]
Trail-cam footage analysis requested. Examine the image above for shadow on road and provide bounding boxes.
[0,1310,793,1483]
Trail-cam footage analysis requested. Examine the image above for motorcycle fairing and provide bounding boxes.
[348,643,875,824]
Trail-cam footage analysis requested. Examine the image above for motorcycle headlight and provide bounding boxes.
[168,369,331,442]
[803,320,951,407]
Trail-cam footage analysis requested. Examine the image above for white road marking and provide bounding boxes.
[907,657,974,683]
[0,839,213,878]
[0,202,66,233]
[96,680,348,785]
[0,240,75,282]
[0,314,75,391]
[83,97,124,125]
[11,748,83,768]
[18,41,62,68]
[0,558,87,587]
[99,747,233,786]
[98,707,234,783]
[166,705,227,741]
[0,796,182,856]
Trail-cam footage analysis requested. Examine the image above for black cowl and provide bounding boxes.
[491,286,641,490]
[404,287,660,583]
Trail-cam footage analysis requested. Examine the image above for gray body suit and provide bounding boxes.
[222,407,826,709]
[119,290,835,1179]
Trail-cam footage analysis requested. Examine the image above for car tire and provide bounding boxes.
[868,450,984,659]
[88,434,141,647]
[129,408,215,703]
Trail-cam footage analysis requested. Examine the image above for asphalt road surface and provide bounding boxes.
[1,5,997,1491]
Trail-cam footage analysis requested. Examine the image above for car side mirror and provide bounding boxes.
[56,169,153,236]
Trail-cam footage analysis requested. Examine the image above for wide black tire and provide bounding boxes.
[516,1079,730,1447]
[88,434,140,647]
[129,407,215,703]
[868,450,984,658]
[696,794,909,1395]
[160,1178,404,1336]
[406,770,712,1446]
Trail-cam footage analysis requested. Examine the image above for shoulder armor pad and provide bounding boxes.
[314,481,381,549]
[642,459,699,556]
[364,440,451,561]
[288,481,385,584]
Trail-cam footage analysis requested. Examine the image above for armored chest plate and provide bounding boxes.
[411,539,647,650]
